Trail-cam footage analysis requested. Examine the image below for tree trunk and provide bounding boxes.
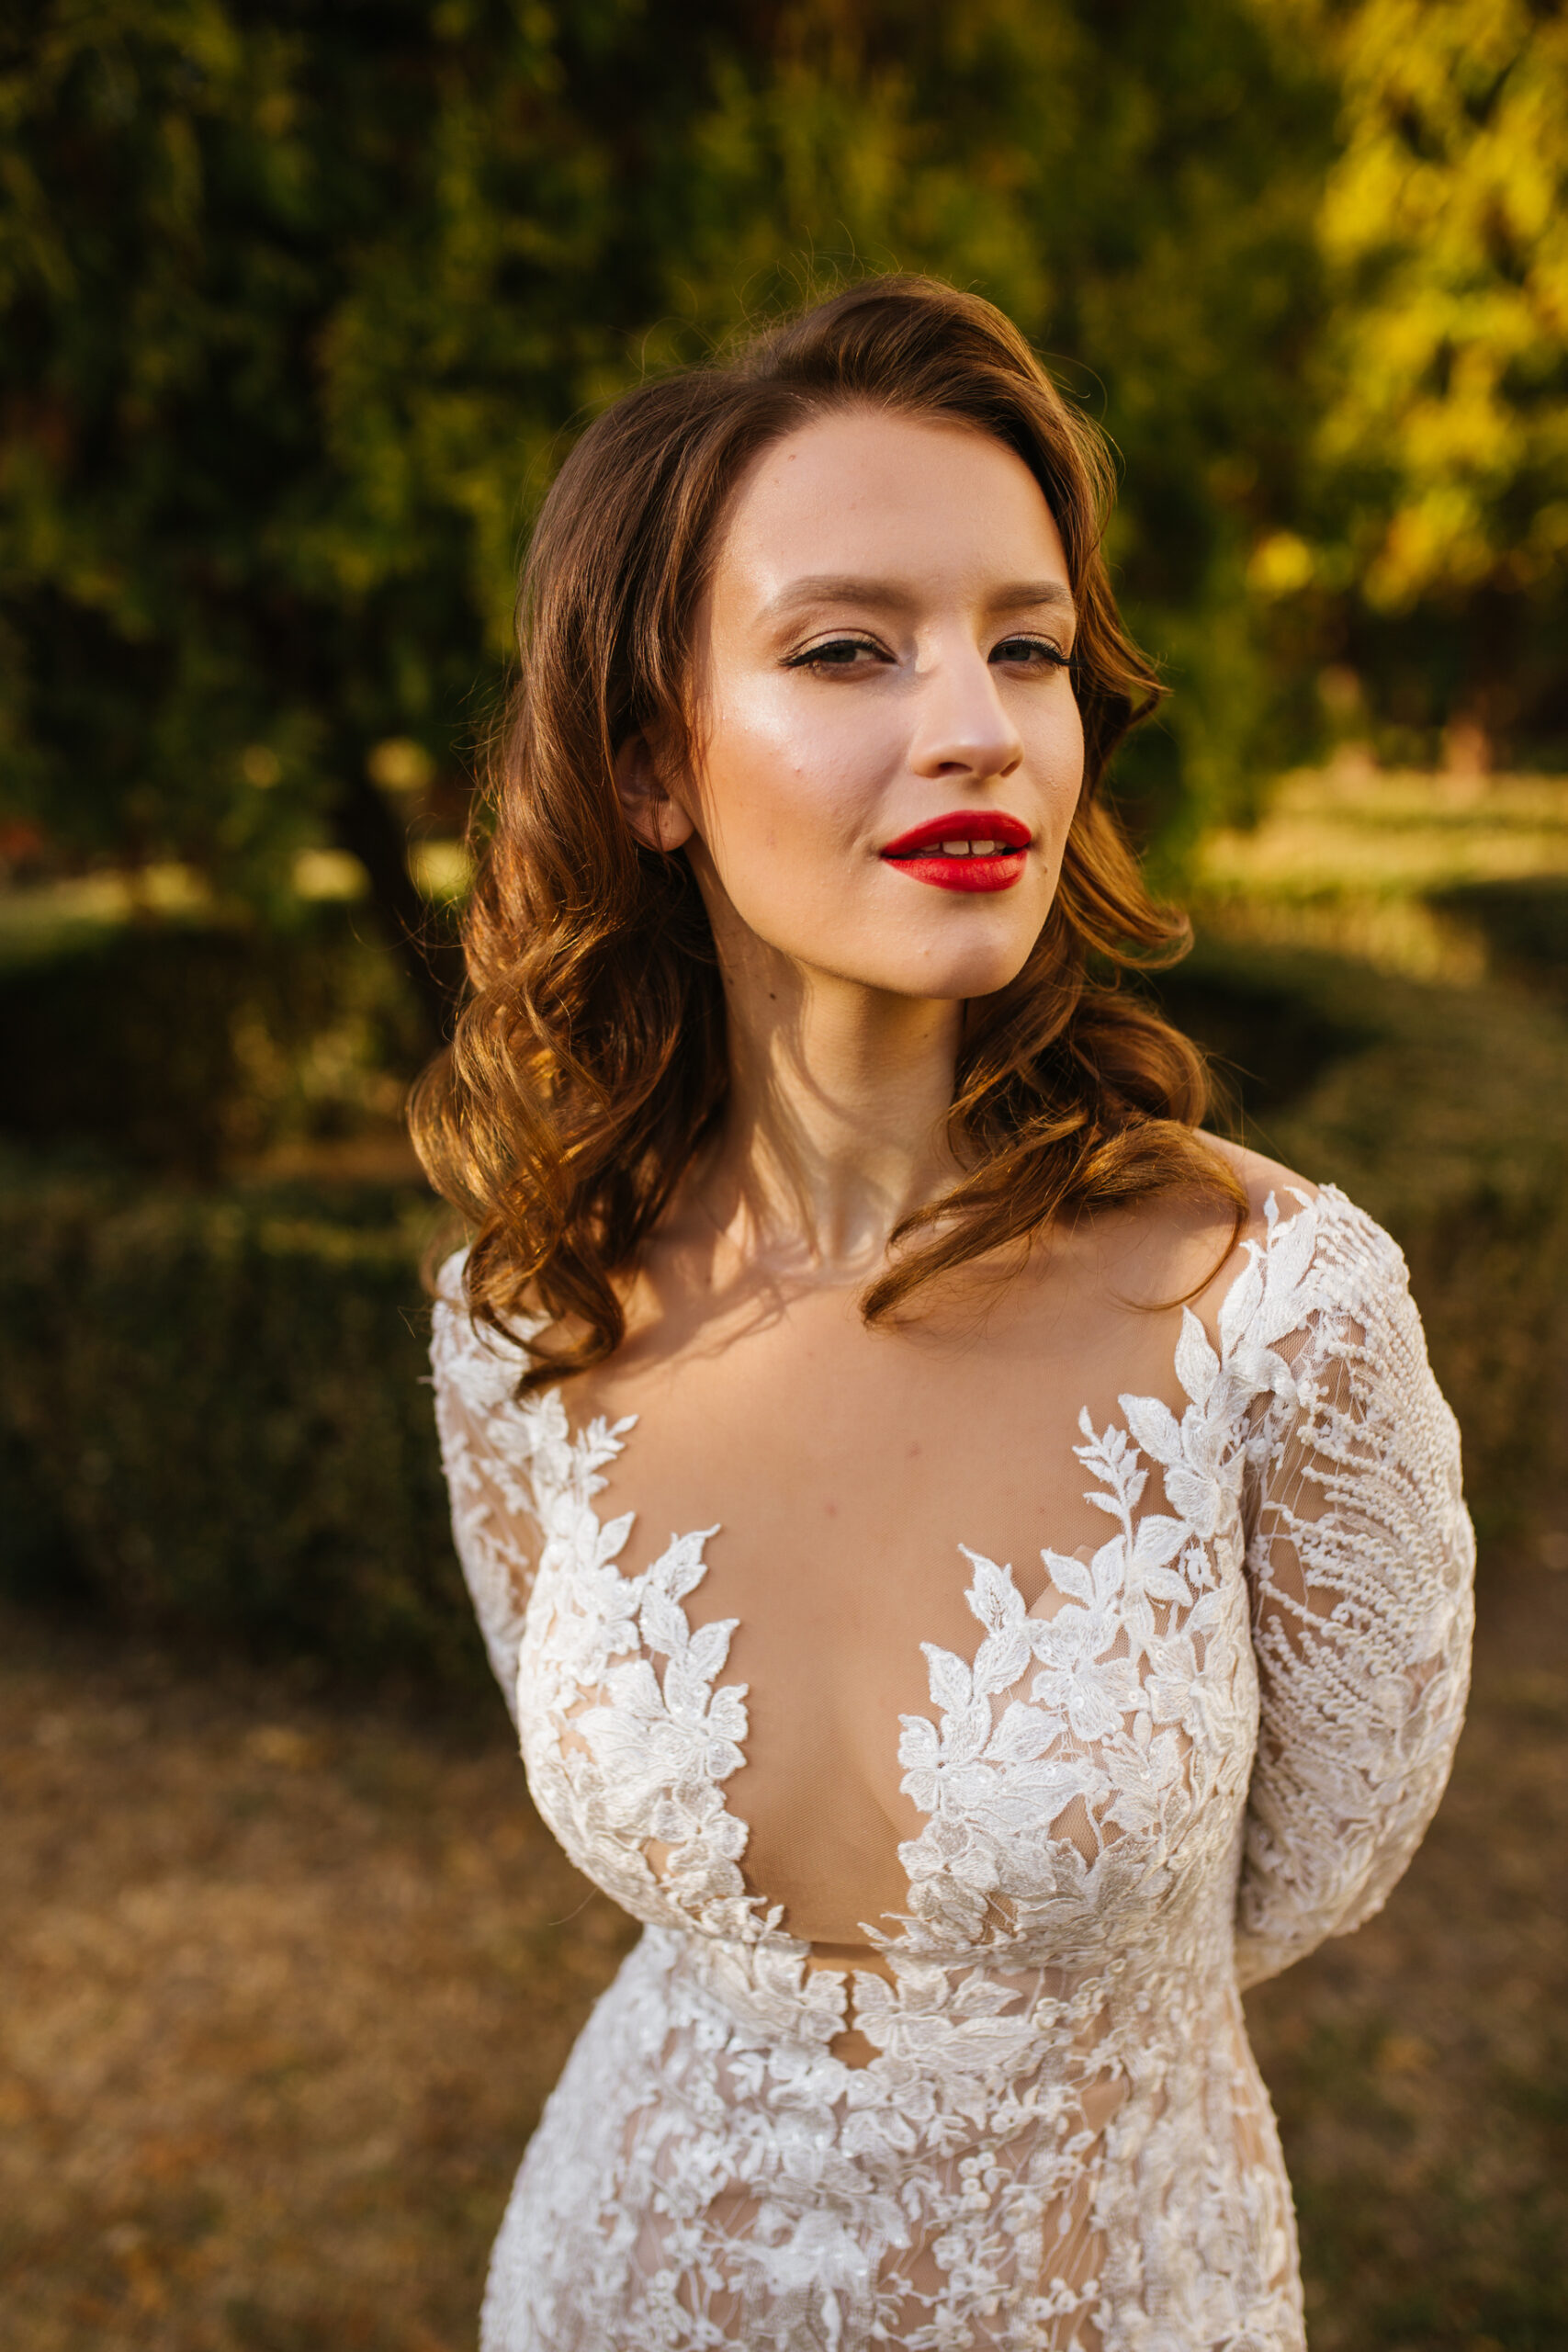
[330,769,463,1046]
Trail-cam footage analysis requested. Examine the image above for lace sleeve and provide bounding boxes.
[429,1251,547,1725]
[1229,1196,1475,1990]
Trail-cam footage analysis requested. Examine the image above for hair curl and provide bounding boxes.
[410,277,1243,1388]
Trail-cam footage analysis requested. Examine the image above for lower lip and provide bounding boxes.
[881,852,1027,894]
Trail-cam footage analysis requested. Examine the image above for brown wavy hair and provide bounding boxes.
[410,276,1244,1387]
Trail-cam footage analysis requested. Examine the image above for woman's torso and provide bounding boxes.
[434,1160,1473,2347]
[458,1162,1304,2345]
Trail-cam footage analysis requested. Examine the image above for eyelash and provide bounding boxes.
[994,635,1071,670]
[784,634,1071,674]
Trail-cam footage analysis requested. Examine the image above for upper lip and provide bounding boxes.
[880,809,1032,857]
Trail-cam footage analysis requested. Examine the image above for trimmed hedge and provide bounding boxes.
[0,907,427,1176]
[2,939,1565,1683]
[0,1168,482,1685]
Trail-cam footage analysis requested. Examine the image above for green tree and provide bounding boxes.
[0,0,1338,1018]
[1253,0,1568,763]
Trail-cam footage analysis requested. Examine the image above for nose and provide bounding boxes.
[907,641,1024,783]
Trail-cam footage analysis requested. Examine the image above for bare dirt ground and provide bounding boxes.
[2,1540,1564,2352]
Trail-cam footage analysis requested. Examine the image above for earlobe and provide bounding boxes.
[614,734,696,854]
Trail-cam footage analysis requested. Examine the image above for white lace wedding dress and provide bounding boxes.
[431,1186,1473,2352]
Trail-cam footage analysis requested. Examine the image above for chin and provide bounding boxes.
[882,907,1046,1002]
[734,889,1050,1004]
[917,957,1034,1003]
[840,937,1041,1003]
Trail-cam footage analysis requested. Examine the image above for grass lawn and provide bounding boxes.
[3,1527,1562,2352]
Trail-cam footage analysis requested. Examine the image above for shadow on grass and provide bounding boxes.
[1430,874,1568,1004]
[1147,944,1378,1125]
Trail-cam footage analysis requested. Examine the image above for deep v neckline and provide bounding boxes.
[511,1191,1330,1963]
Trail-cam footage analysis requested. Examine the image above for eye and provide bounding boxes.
[990,635,1071,670]
[783,635,892,674]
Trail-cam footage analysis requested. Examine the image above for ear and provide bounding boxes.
[614,733,696,854]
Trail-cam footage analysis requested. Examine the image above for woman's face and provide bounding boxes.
[622,406,1085,1005]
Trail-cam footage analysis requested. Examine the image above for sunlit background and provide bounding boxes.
[3,5,1565,2347]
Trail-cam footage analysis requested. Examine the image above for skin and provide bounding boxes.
[571,411,1312,2048]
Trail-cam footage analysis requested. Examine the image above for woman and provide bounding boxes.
[412,278,1473,2352]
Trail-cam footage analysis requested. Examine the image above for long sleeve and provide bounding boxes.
[430,1251,547,1725]
[1230,1197,1475,1990]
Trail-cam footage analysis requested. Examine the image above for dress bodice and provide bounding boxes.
[431,1186,1474,2351]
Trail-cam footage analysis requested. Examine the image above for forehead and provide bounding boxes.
[712,408,1070,605]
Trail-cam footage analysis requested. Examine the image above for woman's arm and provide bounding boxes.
[430,1253,544,1724]
[1233,1202,1475,1988]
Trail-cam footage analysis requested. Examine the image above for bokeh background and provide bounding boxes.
[3,4,1566,2347]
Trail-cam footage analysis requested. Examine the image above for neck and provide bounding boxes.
[698,926,964,1278]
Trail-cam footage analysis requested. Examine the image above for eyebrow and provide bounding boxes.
[763,575,1077,621]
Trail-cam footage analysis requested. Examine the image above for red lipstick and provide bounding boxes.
[879,808,1032,894]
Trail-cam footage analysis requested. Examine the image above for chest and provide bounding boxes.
[513,1285,1262,1955]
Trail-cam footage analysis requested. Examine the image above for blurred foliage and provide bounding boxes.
[0,900,424,1174]
[1269,0,1568,769]
[6,0,1562,911]
[1317,0,1568,612]
[1,0,1334,915]
[0,0,1561,953]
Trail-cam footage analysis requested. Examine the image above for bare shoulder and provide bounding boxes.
[1058,1134,1320,1326]
[1179,1134,1320,1303]
[1199,1135,1320,1238]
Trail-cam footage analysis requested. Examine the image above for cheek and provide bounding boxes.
[696,688,886,868]
[1034,707,1086,862]
[1035,689,1086,799]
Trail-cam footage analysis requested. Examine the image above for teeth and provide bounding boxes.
[972,840,998,855]
[941,840,972,856]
